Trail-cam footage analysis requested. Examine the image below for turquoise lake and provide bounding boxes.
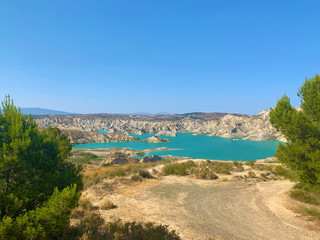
[73,132,280,161]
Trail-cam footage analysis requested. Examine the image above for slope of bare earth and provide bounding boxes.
[62,130,139,144]
[82,176,320,240]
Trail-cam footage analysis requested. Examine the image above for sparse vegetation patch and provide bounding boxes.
[295,205,320,220]
[65,214,181,240]
[82,161,165,189]
[275,166,296,181]
[163,161,196,176]
[290,187,320,206]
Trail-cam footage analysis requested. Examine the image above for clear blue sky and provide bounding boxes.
[1,0,319,115]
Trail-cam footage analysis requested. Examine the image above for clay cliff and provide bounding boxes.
[63,130,139,144]
[37,110,285,143]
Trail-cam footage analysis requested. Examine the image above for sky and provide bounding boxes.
[0,0,319,115]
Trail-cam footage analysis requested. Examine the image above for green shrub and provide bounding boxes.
[205,161,233,174]
[63,214,181,240]
[124,164,146,174]
[136,151,145,157]
[109,169,126,178]
[102,162,114,167]
[70,152,100,164]
[195,169,219,180]
[275,166,296,180]
[250,163,274,172]
[0,185,80,240]
[69,157,92,164]
[237,165,245,172]
[138,169,153,179]
[252,164,265,171]
[259,175,267,181]
[80,153,99,160]
[295,205,320,220]
[248,170,256,178]
[245,160,256,167]
[163,161,196,176]
[70,208,86,219]
[79,199,94,211]
[131,175,142,182]
[216,168,231,175]
[104,220,181,240]
[290,188,320,205]
[233,161,242,167]
[100,200,116,210]
[68,213,105,239]
[263,165,274,171]
[71,198,94,220]
[233,161,245,171]
[83,175,104,189]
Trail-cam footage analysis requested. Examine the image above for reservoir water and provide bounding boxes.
[73,132,280,161]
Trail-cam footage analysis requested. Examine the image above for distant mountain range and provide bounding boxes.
[17,108,246,119]
[132,112,172,115]
[20,108,73,115]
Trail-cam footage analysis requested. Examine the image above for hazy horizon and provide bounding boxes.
[17,106,273,116]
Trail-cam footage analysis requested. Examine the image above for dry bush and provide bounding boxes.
[71,199,94,219]
[248,170,256,178]
[195,168,219,180]
[290,187,320,205]
[64,214,181,240]
[138,169,154,179]
[163,161,196,176]
[100,200,116,210]
[131,175,142,182]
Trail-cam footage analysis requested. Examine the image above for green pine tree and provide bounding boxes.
[270,74,320,190]
[0,96,83,239]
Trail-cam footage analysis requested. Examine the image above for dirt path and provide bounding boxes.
[83,177,320,240]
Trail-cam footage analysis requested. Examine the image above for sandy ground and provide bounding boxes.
[82,176,320,240]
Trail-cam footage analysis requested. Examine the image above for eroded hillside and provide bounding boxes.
[36,110,285,142]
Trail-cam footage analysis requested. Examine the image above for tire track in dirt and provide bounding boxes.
[149,180,319,240]
[84,177,320,240]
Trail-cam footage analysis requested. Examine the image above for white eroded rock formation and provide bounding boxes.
[63,130,139,144]
[140,136,170,143]
[37,110,286,142]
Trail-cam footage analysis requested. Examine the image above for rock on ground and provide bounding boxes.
[101,152,138,165]
[140,155,162,163]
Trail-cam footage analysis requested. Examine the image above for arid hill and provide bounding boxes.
[37,110,285,142]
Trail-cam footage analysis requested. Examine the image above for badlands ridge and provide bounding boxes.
[36,110,285,144]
